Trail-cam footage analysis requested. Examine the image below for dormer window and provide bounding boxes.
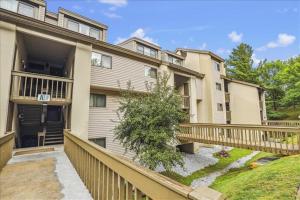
[136,44,157,58]
[66,18,101,40]
[168,55,183,66]
[0,0,35,18]
[18,2,34,18]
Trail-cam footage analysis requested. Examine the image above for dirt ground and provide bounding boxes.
[0,158,63,200]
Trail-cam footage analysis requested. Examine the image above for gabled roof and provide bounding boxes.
[176,48,225,62]
[221,75,264,89]
[117,37,161,50]
[162,50,185,59]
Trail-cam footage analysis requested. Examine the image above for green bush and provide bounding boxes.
[267,110,289,120]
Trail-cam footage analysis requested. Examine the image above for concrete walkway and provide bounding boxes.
[0,146,92,200]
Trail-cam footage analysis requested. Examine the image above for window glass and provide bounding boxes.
[91,52,102,67]
[90,138,106,148]
[137,45,144,53]
[67,19,79,32]
[145,66,157,79]
[90,94,106,107]
[150,49,157,58]
[90,28,100,40]
[102,55,112,69]
[217,103,223,111]
[216,83,222,91]
[18,2,34,18]
[79,23,90,36]
[144,47,151,56]
[215,62,220,71]
[0,0,18,12]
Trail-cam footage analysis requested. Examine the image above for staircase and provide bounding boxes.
[45,121,64,145]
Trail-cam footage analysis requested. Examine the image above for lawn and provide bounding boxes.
[211,154,300,200]
[161,148,253,186]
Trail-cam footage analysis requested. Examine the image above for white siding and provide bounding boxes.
[91,49,157,92]
[88,93,135,158]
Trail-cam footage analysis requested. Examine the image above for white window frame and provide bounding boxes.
[89,94,106,107]
[144,66,157,79]
[18,1,34,18]
[215,62,220,72]
[216,82,222,91]
[91,52,112,69]
[217,103,223,111]
[67,19,79,32]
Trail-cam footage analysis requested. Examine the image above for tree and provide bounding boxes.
[277,56,300,110]
[257,60,285,110]
[114,73,187,171]
[226,43,258,84]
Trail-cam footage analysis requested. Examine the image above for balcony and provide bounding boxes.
[10,71,73,105]
[225,92,230,103]
[182,95,190,109]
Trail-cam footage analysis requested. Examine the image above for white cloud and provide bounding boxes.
[252,54,261,66]
[72,5,82,10]
[103,11,122,18]
[199,42,207,50]
[98,0,127,7]
[228,31,243,43]
[257,33,296,51]
[115,28,157,45]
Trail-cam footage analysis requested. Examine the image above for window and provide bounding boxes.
[90,138,106,148]
[0,0,18,12]
[18,2,34,18]
[168,55,183,66]
[90,28,100,40]
[90,94,106,107]
[67,19,79,32]
[79,23,90,36]
[145,66,157,79]
[214,62,220,71]
[216,83,222,91]
[136,44,157,58]
[91,52,112,69]
[217,103,223,111]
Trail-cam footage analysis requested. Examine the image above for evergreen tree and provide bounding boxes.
[114,73,187,171]
[226,43,258,83]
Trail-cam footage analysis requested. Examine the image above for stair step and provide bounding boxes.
[45,140,64,145]
[45,137,63,141]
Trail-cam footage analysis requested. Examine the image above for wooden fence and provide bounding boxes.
[0,132,14,171]
[64,130,224,200]
[262,120,300,127]
[178,123,300,155]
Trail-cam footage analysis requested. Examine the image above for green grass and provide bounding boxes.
[211,154,300,200]
[161,148,253,186]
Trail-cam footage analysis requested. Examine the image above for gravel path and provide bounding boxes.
[191,151,260,188]
[156,145,232,176]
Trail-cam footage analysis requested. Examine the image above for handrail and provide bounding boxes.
[64,130,224,200]
[262,120,300,127]
[12,71,73,82]
[0,132,15,172]
[178,123,300,155]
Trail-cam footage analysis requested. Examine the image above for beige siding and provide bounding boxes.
[88,92,134,158]
[45,17,58,25]
[91,49,157,92]
[229,82,261,124]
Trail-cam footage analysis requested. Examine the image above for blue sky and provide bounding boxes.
[47,0,300,63]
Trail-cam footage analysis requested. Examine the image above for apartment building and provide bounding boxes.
[0,0,266,156]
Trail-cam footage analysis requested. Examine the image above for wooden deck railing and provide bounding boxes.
[64,130,224,200]
[0,132,14,172]
[11,71,73,104]
[225,92,230,103]
[178,123,300,155]
[262,120,300,127]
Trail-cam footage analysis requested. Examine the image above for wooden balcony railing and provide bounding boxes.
[178,123,300,155]
[225,92,230,103]
[182,95,190,109]
[0,132,14,172]
[11,71,73,105]
[262,120,300,127]
[64,130,224,200]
